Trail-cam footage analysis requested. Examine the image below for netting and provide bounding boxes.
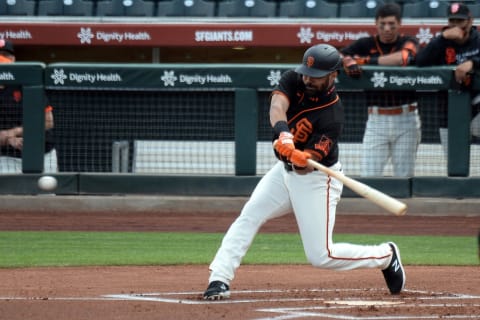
[48,88,480,176]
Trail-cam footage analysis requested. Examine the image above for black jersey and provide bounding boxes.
[416,26,480,67]
[271,70,344,167]
[0,86,55,158]
[341,35,418,106]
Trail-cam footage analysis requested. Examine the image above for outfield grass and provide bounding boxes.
[0,231,477,268]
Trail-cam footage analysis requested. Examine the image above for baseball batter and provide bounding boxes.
[203,44,405,300]
[341,3,421,177]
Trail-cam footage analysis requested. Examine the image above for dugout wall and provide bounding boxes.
[1,63,480,198]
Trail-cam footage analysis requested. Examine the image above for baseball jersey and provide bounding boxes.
[416,26,480,67]
[271,70,344,167]
[0,86,55,158]
[341,35,418,106]
[417,26,480,124]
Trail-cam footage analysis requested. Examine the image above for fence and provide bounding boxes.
[3,62,480,197]
[42,63,475,177]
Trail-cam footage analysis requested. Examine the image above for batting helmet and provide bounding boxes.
[295,44,342,78]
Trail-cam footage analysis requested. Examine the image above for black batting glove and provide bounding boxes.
[343,56,362,79]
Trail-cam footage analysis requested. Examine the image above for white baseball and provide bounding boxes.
[38,176,58,191]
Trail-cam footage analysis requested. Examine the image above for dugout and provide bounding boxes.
[1,63,480,198]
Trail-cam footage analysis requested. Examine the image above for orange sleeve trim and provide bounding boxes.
[288,95,340,125]
[44,105,53,113]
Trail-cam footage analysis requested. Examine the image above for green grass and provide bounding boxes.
[0,231,477,268]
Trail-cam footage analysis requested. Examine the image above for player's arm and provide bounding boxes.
[0,106,54,148]
[378,40,417,66]
[442,26,467,43]
[45,106,54,130]
[416,36,445,66]
[0,127,22,146]
[269,91,289,128]
[378,43,415,66]
[270,92,295,159]
[270,91,312,170]
[340,41,367,78]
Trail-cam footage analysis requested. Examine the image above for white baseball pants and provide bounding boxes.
[208,161,393,285]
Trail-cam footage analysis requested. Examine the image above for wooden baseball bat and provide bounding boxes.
[307,159,407,216]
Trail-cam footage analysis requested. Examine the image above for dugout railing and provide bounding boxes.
[1,63,480,198]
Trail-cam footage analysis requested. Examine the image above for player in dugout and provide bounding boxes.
[203,44,405,300]
[416,2,480,156]
[0,39,58,173]
[340,2,420,177]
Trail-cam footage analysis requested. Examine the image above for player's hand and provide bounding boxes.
[343,56,362,78]
[274,131,295,159]
[290,149,311,168]
[442,26,466,42]
[353,55,370,65]
[455,60,474,85]
[6,136,23,150]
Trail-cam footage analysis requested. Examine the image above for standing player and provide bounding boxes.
[416,2,480,155]
[203,44,405,300]
[341,3,420,177]
[0,39,57,173]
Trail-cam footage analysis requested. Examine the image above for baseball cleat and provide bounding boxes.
[382,242,406,294]
[203,281,231,300]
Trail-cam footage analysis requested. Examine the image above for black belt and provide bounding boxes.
[284,163,317,171]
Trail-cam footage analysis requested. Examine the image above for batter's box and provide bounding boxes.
[103,288,480,306]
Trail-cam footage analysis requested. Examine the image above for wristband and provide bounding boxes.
[369,56,378,65]
[273,120,290,135]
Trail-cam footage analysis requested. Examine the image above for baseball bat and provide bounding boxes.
[307,159,407,216]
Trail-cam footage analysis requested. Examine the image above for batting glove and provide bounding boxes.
[274,131,295,159]
[290,149,311,168]
[343,56,362,79]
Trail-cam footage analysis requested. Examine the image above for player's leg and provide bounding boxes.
[471,112,480,137]
[391,112,421,177]
[0,156,22,173]
[44,149,58,173]
[439,127,448,158]
[288,165,405,293]
[205,161,292,299]
[289,164,391,270]
[361,116,389,176]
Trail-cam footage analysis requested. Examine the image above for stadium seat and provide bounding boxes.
[96,0,155,17]
[0,0,35,16]
[402,0,448,18]
[468,3,480,18]
[217,0,277,17]
[339,0,385,18]
[37,0,94,16]
[279,0,338,18]
[156,0,215,17]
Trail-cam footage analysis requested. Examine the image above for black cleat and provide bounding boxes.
[382,242,406,294]
[203,281,231,300]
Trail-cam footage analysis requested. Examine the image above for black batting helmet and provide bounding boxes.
[295,44,342,78]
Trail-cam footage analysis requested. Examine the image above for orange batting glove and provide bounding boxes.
[290,149,311,168]
[274,131,295,159]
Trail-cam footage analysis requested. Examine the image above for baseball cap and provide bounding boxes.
[0,39,14,55]
[447,2,471,20]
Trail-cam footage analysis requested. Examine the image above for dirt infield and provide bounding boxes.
[0,205,479,319]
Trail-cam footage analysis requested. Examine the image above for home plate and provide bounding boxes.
[325,300,404,306]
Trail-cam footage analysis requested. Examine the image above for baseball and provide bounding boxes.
[38,176,57,191]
